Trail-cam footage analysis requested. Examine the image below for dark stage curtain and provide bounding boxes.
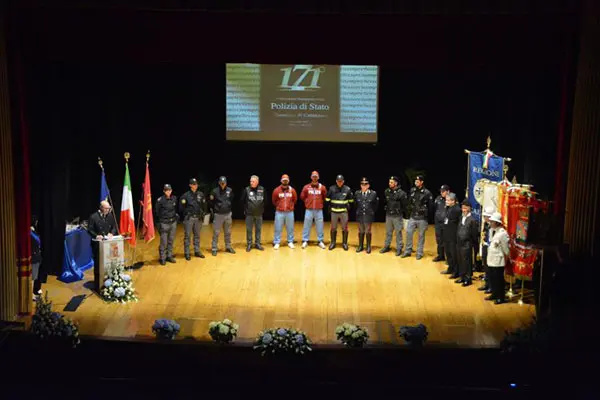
[11,59,33,314]
[28,65,70,277]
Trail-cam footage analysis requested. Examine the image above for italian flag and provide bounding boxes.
[120,163,136,247]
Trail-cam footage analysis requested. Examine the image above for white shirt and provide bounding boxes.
[461,212,471,225]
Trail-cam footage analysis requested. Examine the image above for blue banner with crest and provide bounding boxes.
[468,151,504,219]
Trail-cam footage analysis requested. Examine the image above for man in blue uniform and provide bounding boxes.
[179,178,208,260]
[156,184,178,265]
[210,176,235,256]
[240,175,266,252]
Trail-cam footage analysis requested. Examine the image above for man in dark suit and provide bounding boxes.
[87,200,118,292]
[440,193,461,277]
[456,200,480,287]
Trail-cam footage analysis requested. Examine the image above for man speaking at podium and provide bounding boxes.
[88,200,118,292]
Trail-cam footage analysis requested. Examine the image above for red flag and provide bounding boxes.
[142,162,155,243]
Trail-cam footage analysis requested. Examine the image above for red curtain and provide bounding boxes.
[13,57,32,315]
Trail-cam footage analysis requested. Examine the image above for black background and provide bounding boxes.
[11,8,577,224]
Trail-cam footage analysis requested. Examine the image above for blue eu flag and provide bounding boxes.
[100,170,110,203]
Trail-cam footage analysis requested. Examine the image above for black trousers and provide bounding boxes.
[457,242,474,280]
[488,267,506,300]
[434,223,445,259]
[443,240,458,275]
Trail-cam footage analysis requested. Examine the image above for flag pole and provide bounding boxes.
[128,151,149,270]
[98,157,120,233]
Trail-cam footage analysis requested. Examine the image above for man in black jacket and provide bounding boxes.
[210,176,235,256]
[156,184,178,265]
[180,178,208,260]
[326,174,354,251]
[380,176,408,256]
[440,193,461,278]
[456,200,480,286]
[88,200,118,292]
[402,175,433,260]
[240,175,266,252]
[433,184,450,262]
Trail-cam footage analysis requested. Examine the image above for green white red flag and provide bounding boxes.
[120,163,136,247]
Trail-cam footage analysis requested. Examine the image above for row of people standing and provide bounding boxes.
[432,189,510,304]
[154,172,436,263]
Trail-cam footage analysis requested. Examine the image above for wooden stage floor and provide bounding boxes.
[43,221,534,347]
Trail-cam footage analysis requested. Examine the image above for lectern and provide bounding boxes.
[93,236,125,283]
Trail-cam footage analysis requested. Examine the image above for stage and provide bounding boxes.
[42,221,534,347]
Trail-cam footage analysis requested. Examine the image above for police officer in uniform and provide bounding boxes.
[210,176,235,256]
[380,176,408,256]
[240,175,266,252]
[354,177,379,254]
[456,200,480,286]
[88,200,118,292]
[155,184,178,265]
[325,174,354,251]
[179,178,208,260]
[402,175,433,260]
[433,184,450,262]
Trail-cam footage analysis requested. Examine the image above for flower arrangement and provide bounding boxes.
[208,319,239,344]
[399,324,428,346]
[253,327,312,356]
[335,323,369,347]
[31,292,80,348]
[152,319,180,340]
[101,263,138,303]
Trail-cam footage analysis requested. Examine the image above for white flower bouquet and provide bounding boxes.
[208,319,238,344]
[101,263,138,303]
[253,327,312,356]
[31,292,80,348]
[335,323,369,348]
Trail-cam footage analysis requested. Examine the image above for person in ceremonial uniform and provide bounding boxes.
[179,178,208,260]
[325,175,353,250]
[88,200,118,292]
[380,176,408,256]
[240,175,266,252]
[300,171,327,249]
[155,184,178,265]
[478,207,494,294]
[455,200,479,287]
[210,176,235,256]
[486,212,510,304]
[272,174,297,249]
[440,193,460,277]
[402,175,433,260]
[433,184,450,262]
[354,177,379,254]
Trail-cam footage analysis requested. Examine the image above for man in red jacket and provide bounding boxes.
[300,171,327,249]
[271,174,297,249]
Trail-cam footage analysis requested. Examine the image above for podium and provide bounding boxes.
[93,236,125,283]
